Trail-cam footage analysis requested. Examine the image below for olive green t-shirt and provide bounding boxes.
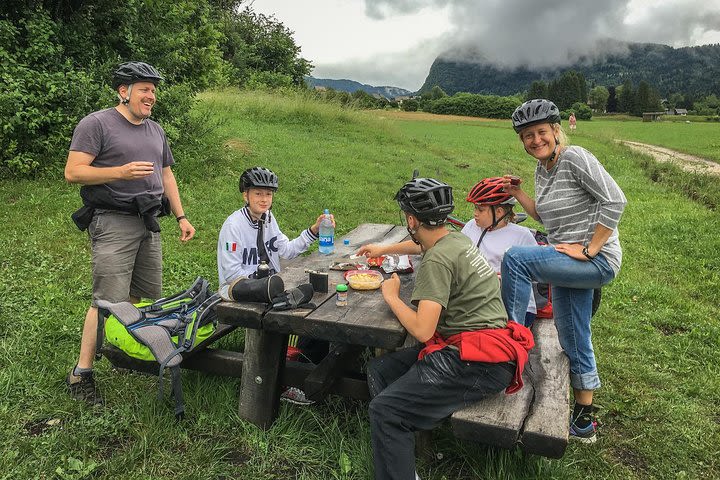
[411,231,507,337]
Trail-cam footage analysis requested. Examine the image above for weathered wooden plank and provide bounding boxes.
[450,374,534,449]
[263,224,415,348]
[519,319,570,459]
[266,269,414,348]
[449,319,571,457]
[216,301,266,329]
[238,328,287,429]
[303,344,364,402]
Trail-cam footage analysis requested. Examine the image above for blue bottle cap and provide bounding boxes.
[343,239,350,245]
[324,208,330,214]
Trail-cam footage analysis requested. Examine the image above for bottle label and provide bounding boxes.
[319,234,334,247]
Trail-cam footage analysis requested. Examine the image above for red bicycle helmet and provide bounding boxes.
[466,177,516,206]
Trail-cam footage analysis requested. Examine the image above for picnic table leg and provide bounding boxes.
[238,328,288,429]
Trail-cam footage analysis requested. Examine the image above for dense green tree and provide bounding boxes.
[588,86,609,112]
[425,92,518,118]
[218,6,311,87]
[636,81,662,114]
[0,0,312,177]
[427,85,448,100]
[401,99,419,112]
[571,102,593,120]
[617,80,636,114]
[668,92,685,109]
[527,81,548,101]
[607,86,618,112]
[548,70,587,110]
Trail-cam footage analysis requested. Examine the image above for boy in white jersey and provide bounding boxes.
[217,166,333,403]
[461,177,538,325]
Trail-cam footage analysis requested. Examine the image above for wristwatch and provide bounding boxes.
[176,215,187,222]
[582,246,595,260]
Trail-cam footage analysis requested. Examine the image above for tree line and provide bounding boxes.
[1,0,311,178]
[527,70,720,118]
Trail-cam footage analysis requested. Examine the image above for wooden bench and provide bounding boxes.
[100,222,571,458]
[101,309,569,459]
[449,318,570,458]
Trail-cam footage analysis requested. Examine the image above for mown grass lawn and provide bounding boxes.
[1,89,718,479]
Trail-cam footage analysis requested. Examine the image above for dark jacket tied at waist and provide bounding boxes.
[72,185,171,232]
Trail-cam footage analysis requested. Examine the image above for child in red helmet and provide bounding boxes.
[462,177,539,325]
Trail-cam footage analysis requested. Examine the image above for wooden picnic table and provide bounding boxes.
[102,222,570,458]
[215,223,415,428]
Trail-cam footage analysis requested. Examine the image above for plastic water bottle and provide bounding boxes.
[318,209,335,255]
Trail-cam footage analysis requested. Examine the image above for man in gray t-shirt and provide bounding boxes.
[64,61,196,405]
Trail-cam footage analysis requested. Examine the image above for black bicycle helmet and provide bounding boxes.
[395,177,454,226]
[112,61,164,89]
[240,166,279,192]
[511,99,561,133]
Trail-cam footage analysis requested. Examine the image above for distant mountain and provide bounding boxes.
[304,76,414,99]
[420,42,720,98]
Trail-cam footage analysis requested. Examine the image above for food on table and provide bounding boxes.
[345,270,383,290]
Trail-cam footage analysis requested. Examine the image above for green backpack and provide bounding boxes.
[96,277,220,418]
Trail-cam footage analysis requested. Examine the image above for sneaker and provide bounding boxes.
[569,414,597,443]
[66,370,103,406]
[280,386,315,406]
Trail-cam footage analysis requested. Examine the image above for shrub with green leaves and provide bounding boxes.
[425,93,520,118]
[0,13,106,177]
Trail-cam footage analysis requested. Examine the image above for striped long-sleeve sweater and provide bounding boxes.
[534,145,627,274]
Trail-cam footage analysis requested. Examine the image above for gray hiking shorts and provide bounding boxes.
[88,211,162,306]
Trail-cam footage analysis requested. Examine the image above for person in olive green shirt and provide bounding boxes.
[357,178,518,480]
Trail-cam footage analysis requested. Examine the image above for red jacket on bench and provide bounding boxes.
[418,321,535,394]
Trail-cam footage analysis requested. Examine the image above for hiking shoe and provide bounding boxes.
[280,387,314,406]
[66,370,103,406]
[569,414,597,443]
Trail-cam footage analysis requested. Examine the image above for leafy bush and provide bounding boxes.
[0,13,107,177]
[401,99,419,112]
[425,93,519,118]
[571,102,593,120]
[0,0,311,178]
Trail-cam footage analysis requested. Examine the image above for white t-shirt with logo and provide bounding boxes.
[461,221,538,313]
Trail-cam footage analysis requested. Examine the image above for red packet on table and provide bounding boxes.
[367,256,385,267]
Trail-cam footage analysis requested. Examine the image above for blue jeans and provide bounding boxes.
[501,245,615,390]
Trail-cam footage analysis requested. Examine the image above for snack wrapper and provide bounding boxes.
[380,255,413,274]
[367,256,385,267]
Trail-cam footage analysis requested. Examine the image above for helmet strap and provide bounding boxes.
[120,84,132,105]
[405,215,422,246]
[477,206,510,247]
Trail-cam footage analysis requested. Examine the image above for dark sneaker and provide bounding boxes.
[280,386,314,406]
[569,414,597,443]
[66,370,103,406]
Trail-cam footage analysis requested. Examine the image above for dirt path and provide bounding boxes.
[620,140,720,176]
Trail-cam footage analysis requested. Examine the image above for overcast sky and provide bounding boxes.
[251,0,720,91]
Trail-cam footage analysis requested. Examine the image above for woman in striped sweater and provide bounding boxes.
[500,99,627,443]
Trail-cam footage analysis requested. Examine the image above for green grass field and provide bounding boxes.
[1,89,719,479]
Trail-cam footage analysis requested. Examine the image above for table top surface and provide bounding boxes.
[215,223,419,349]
